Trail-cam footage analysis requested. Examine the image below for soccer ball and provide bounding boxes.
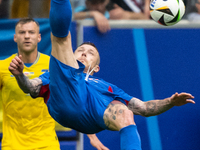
[150,0,185,26]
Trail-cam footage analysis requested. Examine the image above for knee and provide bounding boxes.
[121,109,135,127]
[103,103,136,131]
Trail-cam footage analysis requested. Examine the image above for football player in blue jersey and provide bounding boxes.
[9,0,195,149]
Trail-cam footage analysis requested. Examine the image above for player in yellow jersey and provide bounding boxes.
[0,18,60,150]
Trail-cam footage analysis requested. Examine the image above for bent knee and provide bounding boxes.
[122,109,135,127]
[103,103,135,131]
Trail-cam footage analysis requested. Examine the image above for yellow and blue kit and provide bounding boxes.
[0,53,60,150]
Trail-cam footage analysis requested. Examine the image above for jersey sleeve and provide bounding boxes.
[111,83,133,104]
[39,72,50,86]
[36,72,50,103]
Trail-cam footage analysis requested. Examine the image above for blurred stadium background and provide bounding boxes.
[0,0,200,149]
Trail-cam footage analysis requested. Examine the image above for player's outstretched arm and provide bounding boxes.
[8,55,42,97]
[87,134,109,150]
[50,0,79,68]
[128,92,195,117]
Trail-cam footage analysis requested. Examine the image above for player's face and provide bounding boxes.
[14,21,41,54]
[74,44,100,74]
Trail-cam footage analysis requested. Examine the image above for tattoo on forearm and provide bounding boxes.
[15,74,42,97]
[145,99,173,116]
[29,78,43,97]
[146,102,156,113]
[128,97,173,117]
[128,98,145,115]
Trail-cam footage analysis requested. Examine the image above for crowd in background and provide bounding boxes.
[0,0,50,18]
[0,0,199,19]
[0,0,200,32]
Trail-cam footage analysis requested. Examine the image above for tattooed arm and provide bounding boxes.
[8,55,43,97]
[15,74,42,97]
[128,97,173,117]
[128,92,195,117]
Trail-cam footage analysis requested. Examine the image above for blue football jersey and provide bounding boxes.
[39,56,133,134]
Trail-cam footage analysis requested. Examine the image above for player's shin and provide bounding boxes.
[120,125,142,150]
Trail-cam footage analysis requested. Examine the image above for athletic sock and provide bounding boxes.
[50,0,72,37]
[120,125,142,150]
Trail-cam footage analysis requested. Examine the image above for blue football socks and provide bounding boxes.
[120,125,142,150]
[50,0,72,37]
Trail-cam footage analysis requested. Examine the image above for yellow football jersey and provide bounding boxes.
[0,53,60,150]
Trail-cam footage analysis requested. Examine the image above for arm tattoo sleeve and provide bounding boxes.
[15,74,43,97]
[128,97,174,117]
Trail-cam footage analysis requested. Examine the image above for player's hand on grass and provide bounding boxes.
[8,55,24,76]
[170,92,195,106]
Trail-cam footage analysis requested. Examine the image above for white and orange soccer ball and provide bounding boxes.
[150,0,185,26]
